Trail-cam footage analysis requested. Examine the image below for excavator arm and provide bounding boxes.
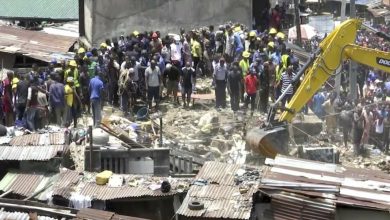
[280,19,390,122]
[246,19,390,158]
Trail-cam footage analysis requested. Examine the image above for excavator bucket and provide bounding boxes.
[246,126,289,158]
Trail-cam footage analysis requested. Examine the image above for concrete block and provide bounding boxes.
[292,114,323,144]
[298,145,339,163]
[129,157,154,175]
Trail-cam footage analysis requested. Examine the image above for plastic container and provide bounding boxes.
[96,170,113,185]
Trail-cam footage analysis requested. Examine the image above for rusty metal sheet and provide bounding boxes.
[52,170,81,199]
[195,161,242,186]
[261,155,390,212]
[76,208,114,220]
[176,185,257,219]
[10,133,65,146]
[271,192,335,220]
[0,25,76,62]
[0,145,63,161]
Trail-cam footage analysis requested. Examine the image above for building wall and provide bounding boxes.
[84,0,252,46]
[83,0,93,44]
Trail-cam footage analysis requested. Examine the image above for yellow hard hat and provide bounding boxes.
[234,26,241,33]
[100,42,108,48]
[249,31,256,37]
[133,31,139,36]
[78,47,85,54]
[276,32,285,39]
[267,41,275,48]
[242,51,250,58]
[69,60,77,67]
[269,28,277,34]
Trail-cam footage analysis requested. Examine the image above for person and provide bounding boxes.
[89,72,104,127]
[312,91,326,118]
[322,93,337,136]
[25,72,44,131]
[213,57,228,109]
[279,65,295,107]
[353,104,364,155]
[49,74,65,126]
[2,71,14,126]
[259,61,271,113]
[145,60,162,109]
[64,77,80,128]
[361,106,374,145]
[181,62,196,108]
[239,51,250,102]
[225,28,235,63]
[118,59,131,115]
[191,34,202,70]
[14,75,29,122]
[170,35,183,67]
[244,69,259,115]
[183,35,192,65]
[164,63,180,104]
[228,62,242,112]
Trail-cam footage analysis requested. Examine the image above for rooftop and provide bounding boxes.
[177,162,261,219]
[0,25,76,62]
[52,170,192,201]
[0,171,59,201]
[260,155,390,212]
[0,0,78,21]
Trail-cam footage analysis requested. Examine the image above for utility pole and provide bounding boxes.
[294,0,302,46]
[349,0,357,100]
[335,0,348,96]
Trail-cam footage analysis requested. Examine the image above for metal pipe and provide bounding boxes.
[89,125,93,172]
[159,115,163,148]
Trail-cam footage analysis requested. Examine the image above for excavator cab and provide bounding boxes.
[246,19,390,158]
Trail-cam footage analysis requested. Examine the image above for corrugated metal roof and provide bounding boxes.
[272,192,335,220]
[178,162,262,219]
[0,25,76,62]
[0,172,58,200]
[80,181,178,201]
[52,170,81,199]
[76,208,150,220]
[10,132,65,146]
[176,185,257,219]
[52,171,191,200]
[0,0,78,20]
[195,161,242,185]
[0,210,57,220]
[261,155,390,212]
[0,145,64,161]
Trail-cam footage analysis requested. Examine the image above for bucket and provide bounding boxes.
[136,107,149,120]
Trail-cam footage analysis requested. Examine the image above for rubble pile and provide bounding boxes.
[162,106,260,163]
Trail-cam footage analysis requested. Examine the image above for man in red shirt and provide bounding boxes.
[244,70,259,115]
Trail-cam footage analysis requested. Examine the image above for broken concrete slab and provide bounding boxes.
[298,145,340,164]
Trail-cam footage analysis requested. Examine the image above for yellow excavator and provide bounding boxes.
[246,19,390,158]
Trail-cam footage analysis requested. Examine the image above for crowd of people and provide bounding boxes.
[0,3,299,131]
[310,23,390,156]
[1,4,389,158]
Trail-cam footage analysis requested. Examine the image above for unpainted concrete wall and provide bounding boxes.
[85,0,252,46]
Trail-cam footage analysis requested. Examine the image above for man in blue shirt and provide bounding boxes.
[89,73,104,127]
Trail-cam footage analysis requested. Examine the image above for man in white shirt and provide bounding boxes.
[170,35,183,67]
[145,60,162,109]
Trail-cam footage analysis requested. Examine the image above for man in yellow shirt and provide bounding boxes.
[191,34,202,70]
[64,77,80,127]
